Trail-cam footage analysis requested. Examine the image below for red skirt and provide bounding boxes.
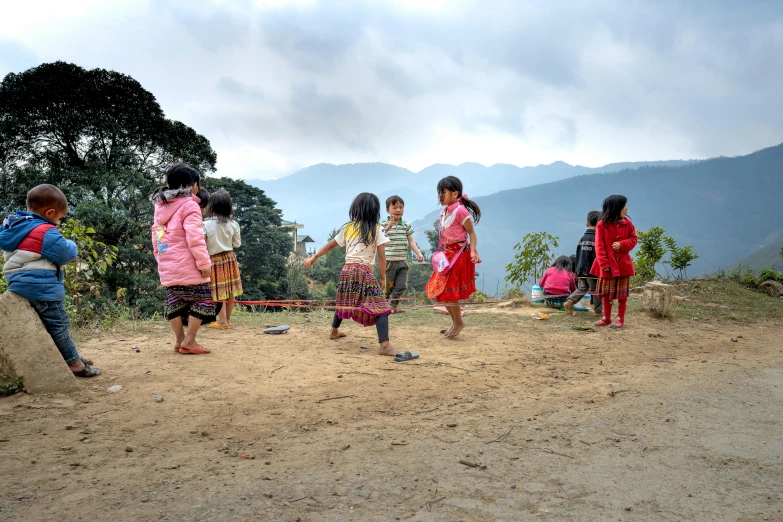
[426,243,476,302]
[594,276,631,300]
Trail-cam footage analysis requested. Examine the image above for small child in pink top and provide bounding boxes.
[538,256,577,308]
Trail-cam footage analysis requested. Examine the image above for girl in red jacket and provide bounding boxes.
[590,195,637,328]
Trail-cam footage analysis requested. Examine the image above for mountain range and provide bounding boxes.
[248,159,697,245]
[410,143,783,292]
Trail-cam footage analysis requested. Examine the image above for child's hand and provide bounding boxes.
[200,269,211,278]
[470,250,481,264]
[612,242,621,251]
[416,253,425,263]
[303,256,316,269]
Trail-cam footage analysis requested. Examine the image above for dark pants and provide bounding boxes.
[28,300,80,364]
[331,312,390,343]
[567,277,603,311]
[384,260,409,308]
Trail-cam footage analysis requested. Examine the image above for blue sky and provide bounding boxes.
[1,0,782,179]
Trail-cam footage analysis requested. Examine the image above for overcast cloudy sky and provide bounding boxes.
[1,0,782,179]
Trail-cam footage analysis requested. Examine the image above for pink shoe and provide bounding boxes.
[593,319,611,327]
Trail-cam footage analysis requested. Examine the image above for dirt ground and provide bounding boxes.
[1,293,782,521]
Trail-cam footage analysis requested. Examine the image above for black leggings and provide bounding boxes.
[331,312,389,342]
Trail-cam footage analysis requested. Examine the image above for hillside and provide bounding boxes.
[412,143,783,293]
[735,240,783,272]
[249,159,697,245]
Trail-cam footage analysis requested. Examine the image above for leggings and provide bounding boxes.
[331,312,389,342]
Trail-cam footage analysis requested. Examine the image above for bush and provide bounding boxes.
[505,232,559,290]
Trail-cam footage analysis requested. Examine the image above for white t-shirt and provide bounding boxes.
[334,222,390,265]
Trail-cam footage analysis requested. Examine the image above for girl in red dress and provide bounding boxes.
[590,194,638,328]
[426,176,481,338]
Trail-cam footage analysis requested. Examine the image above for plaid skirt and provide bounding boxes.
[209,250,243,301]
[165,284,218,323]
[544,293,569,308]
[336,263,391,326]
[426,243,476,302]
[594,276,631,300]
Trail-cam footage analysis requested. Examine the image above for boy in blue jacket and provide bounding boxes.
[0,184,101,377]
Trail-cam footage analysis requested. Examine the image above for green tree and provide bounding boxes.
[633,227,667,283]
[663,236,699,279]
[310,229,346,285]
[0,61,218,316]
[505,231,559,289]
[424,220,439,253]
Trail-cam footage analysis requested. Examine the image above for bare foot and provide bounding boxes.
[378,340,397,356]
[441,326,453,336]
[564,300,576,316]
[445,323,464,338]
[173,337,185,352]
[329,329,347,340]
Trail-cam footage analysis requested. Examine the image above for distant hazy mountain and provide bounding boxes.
[734,240,783,272]
[248,159,697,245]
[411,144,783,293]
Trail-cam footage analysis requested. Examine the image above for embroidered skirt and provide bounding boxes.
[165,283,218,323]
[544,293,569,308]
[209,250,244,301]
[426,243,476,302]
[336,263,391,326]
[594,276,631,301]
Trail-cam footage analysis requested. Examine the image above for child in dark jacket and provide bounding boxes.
[564,210,603,316]
[0,184,101,377]
[590,195,638,328]
[538,255,577,308]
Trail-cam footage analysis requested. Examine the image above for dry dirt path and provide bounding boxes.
[1,305,781,521]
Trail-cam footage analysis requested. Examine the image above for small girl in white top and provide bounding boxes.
[203,189,243,329]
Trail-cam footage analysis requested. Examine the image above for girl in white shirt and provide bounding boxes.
[304,193,401,356]
[203,189,243,329]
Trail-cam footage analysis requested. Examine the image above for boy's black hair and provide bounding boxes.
[599,194,628,224]
[348,192,381,247]
[27,184,68,213]
[553,255,573,272]
[151,163,201,204]
[197,187,210,209]
[587,210,600,227]
[206,189,234,223]
[436,176,481,224]
[386,195,404,209]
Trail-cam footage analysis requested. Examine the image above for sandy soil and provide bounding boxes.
[1,300,782,521]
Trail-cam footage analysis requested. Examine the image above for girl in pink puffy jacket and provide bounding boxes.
[151,164,216,355]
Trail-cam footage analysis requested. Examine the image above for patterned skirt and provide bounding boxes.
[544,293,569,308]
[426,243,476,302]
[165,284,218,324]
[336,263,391,326]
[594,276,631,301]
[209,251,243,301]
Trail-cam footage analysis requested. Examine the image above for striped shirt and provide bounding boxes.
[380,218,414,261]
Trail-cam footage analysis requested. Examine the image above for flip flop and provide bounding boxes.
[393,351,419,362]
[178,345,210,355]
[72,364,101,378]
[207,322,229,330]
[609,322,624,329]
[80,356,93,366]
[264,325,290,335]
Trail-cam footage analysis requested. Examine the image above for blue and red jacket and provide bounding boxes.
[0,211,78,302]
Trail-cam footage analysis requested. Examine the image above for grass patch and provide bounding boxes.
[668,279,783,323]
[0,374,25,397]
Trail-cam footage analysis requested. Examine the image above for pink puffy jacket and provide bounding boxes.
[151,195,211,287]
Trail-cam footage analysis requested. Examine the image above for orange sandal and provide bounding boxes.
[178,345,211,355]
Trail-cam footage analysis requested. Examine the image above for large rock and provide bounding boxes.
[758,280,783,298]
[0,292,80,394]
[642,281,673,317]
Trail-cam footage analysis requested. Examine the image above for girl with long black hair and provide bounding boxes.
[305,193,401,356]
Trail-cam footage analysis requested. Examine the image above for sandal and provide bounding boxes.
[179,344,211,355]
[593,319,611,327]
[207,323,229,330]
[72,364,101,378]
[80,356,93,366]
[393,351,419,362]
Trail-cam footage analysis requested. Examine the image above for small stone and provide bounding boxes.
[80,428,92,435]
[446,423,457,428]
[125,446,134,453]
[731,338,738,343]
[201,431,209,436]
[337,375,342,379]
[665,418,671,422]
[190,430,198,434]
[155,396,164,403]
[266,447,273,452]
[265,461,271,465]
[65,425,76,431]
[625,507,632,511]
[80,437,90,443]
[511,485,516,489]
[61,446,72,451]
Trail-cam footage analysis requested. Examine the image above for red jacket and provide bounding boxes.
[590,218,638,278]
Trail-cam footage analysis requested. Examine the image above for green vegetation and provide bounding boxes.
[505,231,559,290]
[0,375,24,397]
[0,62,291,322]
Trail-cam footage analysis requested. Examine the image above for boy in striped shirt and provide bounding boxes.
[381,196,425,312]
